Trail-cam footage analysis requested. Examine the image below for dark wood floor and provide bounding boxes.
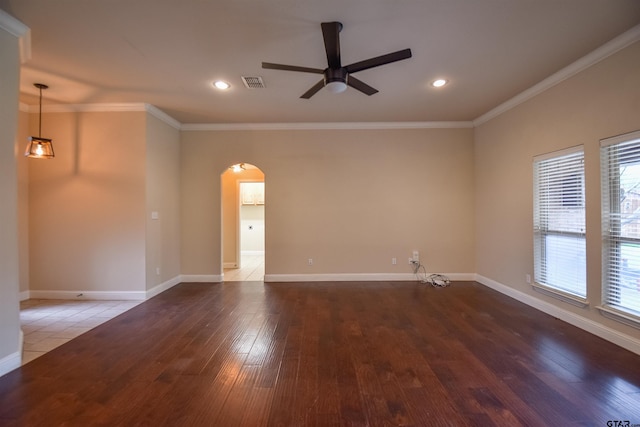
[1,281,640,426]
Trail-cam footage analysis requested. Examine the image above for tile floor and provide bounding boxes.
[223,253,265,281]
[20,299,142,365]
[19,253,264,365]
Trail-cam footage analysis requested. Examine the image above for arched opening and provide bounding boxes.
[221,163,265,281]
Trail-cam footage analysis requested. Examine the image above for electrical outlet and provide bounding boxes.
[412,250,419,262]
[156,267,161,276]
[526,274,532,284]
[392,257,397,265]
[308,258,313,266]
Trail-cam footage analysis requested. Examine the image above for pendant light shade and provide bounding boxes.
[25,83,55,159]
[25,136,54,158]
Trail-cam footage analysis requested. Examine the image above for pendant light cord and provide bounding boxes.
[34,83,48,138]
[38,85,42,137]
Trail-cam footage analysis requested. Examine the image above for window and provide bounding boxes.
[601,130,640,321]
[533,147,586,299]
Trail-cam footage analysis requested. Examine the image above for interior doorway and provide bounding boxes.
[221,163,265,281]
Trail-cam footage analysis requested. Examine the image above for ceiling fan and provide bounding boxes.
[262,22,412,99]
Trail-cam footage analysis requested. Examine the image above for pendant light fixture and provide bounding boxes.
[25,83,55,159]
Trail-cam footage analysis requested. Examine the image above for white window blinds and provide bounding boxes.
[533,147,586,298]
[601,130,640,319]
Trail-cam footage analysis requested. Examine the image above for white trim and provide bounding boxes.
[474,23,640,127]
[0,350,21,378]
[145,275,181,299]
[532,283,589,308]
[37,103,148,113]
[145,104,182,130]
[28,290,146,301]
[26,103,180,129]
[598,306,640,330]
[179,274,223,283]
[181,121,474,131]
[0,9,31,63]
[600,129,640,148]
[21,277,181,303]
[476,274,640,356]
[24,103,472,131]
[533,144,584,162]
[0,9,28,37]
[264,272,475,283]
[19,329,24,358]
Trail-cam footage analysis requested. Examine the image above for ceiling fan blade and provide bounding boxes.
[321,22,342,69]
[262,62,324,74]
[347,76,378,96]
[300,79,325,99]
[345,48,412,74]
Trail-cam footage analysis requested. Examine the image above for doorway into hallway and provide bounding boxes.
[221,164,265,281]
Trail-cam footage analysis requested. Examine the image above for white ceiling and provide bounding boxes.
[2,0,640,125]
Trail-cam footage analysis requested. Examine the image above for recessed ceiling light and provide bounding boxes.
[213,80,230,90]
[431,79,448,88]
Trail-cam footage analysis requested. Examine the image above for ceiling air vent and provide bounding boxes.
[241,76,265,89]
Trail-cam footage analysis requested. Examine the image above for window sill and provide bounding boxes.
[532,283,589,308]
[597,305,640,330]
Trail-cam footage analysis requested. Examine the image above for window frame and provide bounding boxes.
[600,130,640,326]
[533,146,587,303]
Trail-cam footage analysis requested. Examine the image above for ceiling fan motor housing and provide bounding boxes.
[324,67,348,93]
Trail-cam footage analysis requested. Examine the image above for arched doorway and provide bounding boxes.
[221,163,265,281]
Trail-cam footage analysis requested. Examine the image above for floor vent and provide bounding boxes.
[241,76,266,89]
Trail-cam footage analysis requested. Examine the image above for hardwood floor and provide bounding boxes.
[1,281,639,426]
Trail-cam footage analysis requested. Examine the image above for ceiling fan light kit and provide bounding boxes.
[262,21,412,99]
[324,67,348,93]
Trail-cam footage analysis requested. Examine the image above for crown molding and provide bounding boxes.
[25,102,180,129]
[0,9,31,63]
[23,100,472,131]
[180,121,474,131]
[36,103,148,113]
[145,104,181,130]
[474,23,640,127]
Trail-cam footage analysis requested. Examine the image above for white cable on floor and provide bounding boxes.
[410,261,450,287]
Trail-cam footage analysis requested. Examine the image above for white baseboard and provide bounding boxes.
[28,290,147,301]
[475,274,640,356]
[179,274,223,283]
[146,276,181,299]
[264,272,475,283]
[0,350,21,378]
[21,275,214,302]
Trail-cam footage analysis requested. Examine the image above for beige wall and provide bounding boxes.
[28,111,147,294]
[474,41,640,340]
[145,114,181,290]
[0,27,21,367]
[222,167,265,267]
[182,128,475,278]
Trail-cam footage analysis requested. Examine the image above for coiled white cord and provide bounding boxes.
[411,261,450,287]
